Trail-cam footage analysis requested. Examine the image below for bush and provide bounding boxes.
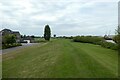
[101,41,118,50]
[2,43,22,49]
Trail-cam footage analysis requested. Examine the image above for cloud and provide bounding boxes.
[0,0,118,36]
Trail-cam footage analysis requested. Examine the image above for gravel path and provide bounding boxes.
[0,43,40,55]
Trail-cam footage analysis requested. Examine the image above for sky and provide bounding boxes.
[0,0,119,37]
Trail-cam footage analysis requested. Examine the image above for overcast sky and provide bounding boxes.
[0,0,119,36]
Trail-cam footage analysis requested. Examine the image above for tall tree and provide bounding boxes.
[113,26,120,43]
[44,25,51,41]
[54,34,56,38]
[117,26,120,34]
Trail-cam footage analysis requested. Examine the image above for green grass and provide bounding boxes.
[2,39,118,78]
[34,38,47,43]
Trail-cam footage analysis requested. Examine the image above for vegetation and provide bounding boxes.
[114,26,120,77]
[73,36,118,50]
[117,26,120,44]
[56,36,73,39]
[2,34,16,44]
[53,34,56,38]
[117,26,120,34]
[34,38,47,43]
[2,43,22,49]
[113,35,120,43]
[101,41,118,50]
[73,36,103,44]
[117,26,120,54]
[2,34,22,49]
[44,25,51,41]
[113,26,120,43]
[113,26,120,54]
[2,39,118,78]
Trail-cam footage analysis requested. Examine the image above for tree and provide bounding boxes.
[117,26,120,34]
[54,34,56,38]
[2,34,16,44]
[31,35,35,38]
[21,35,24,38]
[113,26,120,43]
[44,25,51,41]
[117,26,120,54]
[23,35,26,38]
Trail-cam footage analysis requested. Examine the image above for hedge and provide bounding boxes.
[101,41,118,50]
[73,36,118,50]
[2,43,22,49]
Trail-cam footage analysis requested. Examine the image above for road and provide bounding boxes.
[0,43,40,55]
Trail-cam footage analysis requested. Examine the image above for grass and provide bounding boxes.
[34,38,47,43]
[2,39,118,78]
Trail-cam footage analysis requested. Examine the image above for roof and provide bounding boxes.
[1,29,12,32]
[0,28,21,36]
[12,31,20,35]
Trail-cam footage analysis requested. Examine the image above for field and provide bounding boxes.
[2,39,118,78]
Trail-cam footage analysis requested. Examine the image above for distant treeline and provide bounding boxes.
[55,36,73,39]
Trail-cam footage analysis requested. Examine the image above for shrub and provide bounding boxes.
[2,43,22,49]
[101,41,118,50]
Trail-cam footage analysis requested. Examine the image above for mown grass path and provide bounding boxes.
[2,39,118,78]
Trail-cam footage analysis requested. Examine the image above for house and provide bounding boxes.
[1,28,35,43]
[0,29,21,43]
[1,29,12,36]
[104,35,115,40]
[13,32,21,43]
[21,36,34,43]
